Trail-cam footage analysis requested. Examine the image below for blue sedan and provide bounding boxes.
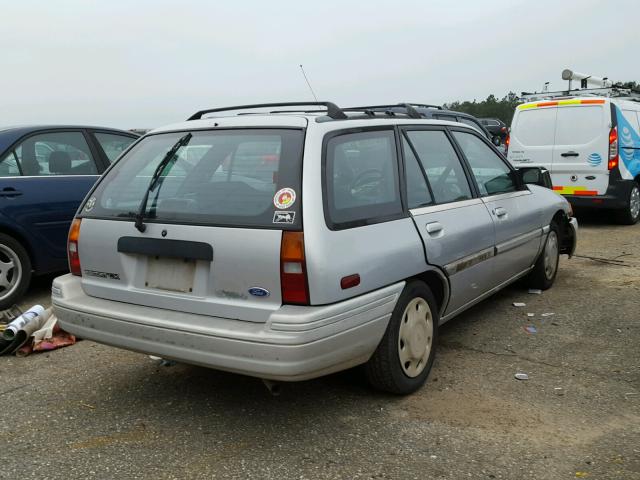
[0,125,138,308]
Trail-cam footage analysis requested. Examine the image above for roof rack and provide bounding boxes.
[343,103,426,119]
[187,102,347,121]
[520,87,640,102]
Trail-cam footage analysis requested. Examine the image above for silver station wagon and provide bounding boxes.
[52,102,578,394]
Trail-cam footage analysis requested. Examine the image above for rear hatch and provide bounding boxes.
[508,104,557,170]
[76,126,305,322]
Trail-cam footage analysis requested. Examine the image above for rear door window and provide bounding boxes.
[0,131,98,176]
[514,108,557,146]
[324,129,403,228]
[452,131,517,196]
[94,132,137,163]
[84,129,304,229]
[555,106,604,145]
[405,130,472,204]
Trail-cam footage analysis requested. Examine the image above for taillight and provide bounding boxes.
[505,134,510,152]
[68,218,82,276]
[280,231,309,305]
[608,127,618,170]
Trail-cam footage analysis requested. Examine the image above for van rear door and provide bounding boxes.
[507,106,557,171]
[551,103,609,195]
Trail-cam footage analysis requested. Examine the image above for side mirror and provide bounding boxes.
[517,167,553,189]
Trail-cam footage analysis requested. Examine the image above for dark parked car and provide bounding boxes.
[0,125,138,308]
[354,103,492,140]
[479,118,509,145]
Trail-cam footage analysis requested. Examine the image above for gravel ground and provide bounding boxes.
[1,212,639,479]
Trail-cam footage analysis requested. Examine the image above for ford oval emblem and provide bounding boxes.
[248,287,270,297]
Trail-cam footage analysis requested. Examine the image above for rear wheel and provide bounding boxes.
[526,223,560,290]
[616,182,640,225]
[365,281,438,395]
[0,233,31,310]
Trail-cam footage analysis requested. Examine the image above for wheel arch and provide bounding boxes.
[409,268,449,318]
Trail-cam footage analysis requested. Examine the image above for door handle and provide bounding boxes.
[494,207,507,218]
[0,187,22,198]
[561,151,579,157]
[426,221,443,234]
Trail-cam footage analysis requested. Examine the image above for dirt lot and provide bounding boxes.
[1,213,639,480]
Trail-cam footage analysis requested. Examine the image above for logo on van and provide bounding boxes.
[248,287,270,297]
[587,153,602,167]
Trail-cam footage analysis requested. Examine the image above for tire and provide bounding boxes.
[526,223,560,290]
[365,281,439,395]
[0,233,31,310]
[616,182,640,225]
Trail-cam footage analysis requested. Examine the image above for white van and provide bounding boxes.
[508,97,640,224]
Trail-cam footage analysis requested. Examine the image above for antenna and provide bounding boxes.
[299,64,319,103]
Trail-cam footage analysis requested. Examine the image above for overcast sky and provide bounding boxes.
[1,0,637,129]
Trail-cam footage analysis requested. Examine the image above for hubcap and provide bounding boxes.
[398,297,433,378]
[630,186,640,220]
[543,231,559,280]
[0,244,21,301]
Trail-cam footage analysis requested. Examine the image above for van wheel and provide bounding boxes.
[365,281,438,395]
[526,223,560,290]
[0,233,31,310]
[616,183,640,225]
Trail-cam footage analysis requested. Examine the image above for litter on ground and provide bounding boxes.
[541,313,555,317]
[524,325,538,334]
[515,373,529,380]
[513,302,526,307]
[528,289,542,294]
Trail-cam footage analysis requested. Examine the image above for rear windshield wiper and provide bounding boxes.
[134,132,192,232]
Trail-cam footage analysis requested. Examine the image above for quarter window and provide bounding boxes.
[405,130,472,204]
[94,132,136,163]
[452,131,517,196]
[0,131,97,176]
[325,130,402,227]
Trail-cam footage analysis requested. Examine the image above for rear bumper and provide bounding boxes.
[52,275,403,382]
[564,177,634,210]
[565,217,578,257]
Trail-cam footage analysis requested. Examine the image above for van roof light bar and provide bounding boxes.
[187,102,347,121]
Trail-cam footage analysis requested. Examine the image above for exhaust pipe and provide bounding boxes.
[261,379,281,396]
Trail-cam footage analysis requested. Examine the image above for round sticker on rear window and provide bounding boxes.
[274,188,296,209]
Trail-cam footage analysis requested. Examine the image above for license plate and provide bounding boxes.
[145,256,196,293]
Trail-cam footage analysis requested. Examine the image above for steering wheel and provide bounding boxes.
[350,169,385,196]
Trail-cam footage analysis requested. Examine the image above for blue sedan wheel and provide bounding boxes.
[0,234,32,309]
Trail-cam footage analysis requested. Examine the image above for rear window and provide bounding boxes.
[555,106,604,146]
[82,129,304,229]
[514,108,557,146]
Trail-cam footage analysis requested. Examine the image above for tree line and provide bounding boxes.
[444,81,639,126]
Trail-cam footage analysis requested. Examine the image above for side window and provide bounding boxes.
[6,131,97,176]
[94,132,136,163]
[459,117,483,133]
[452,131,517,196]
[402,138,432,208]
[0,149,22,177]
[405,130,472,204]
[325,130,403,227]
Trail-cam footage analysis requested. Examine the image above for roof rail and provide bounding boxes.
[403,103,443,110]
[187,102,347,121]
[343,103,423,119]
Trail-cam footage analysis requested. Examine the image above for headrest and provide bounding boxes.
[48,151,72,174]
